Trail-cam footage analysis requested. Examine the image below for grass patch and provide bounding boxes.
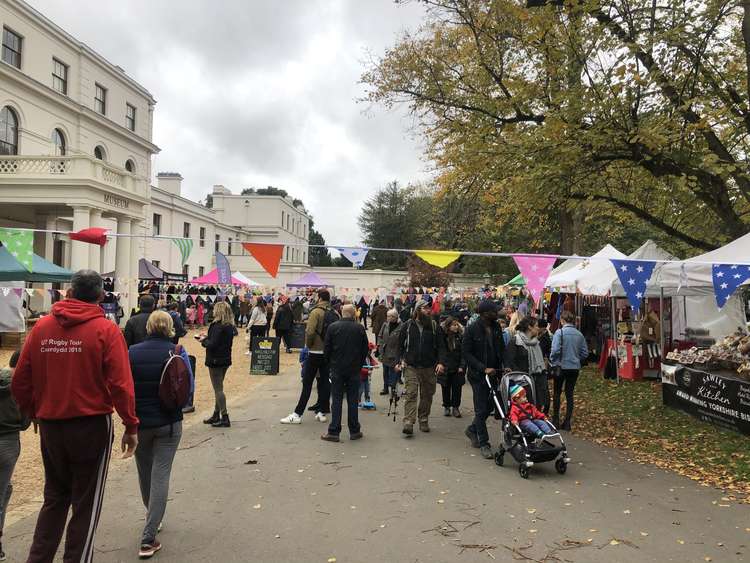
[573,368,750,500]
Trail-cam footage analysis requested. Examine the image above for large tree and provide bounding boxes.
[308,218,332,267]
[364,0,750,253]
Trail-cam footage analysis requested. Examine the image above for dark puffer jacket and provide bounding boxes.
[202,322,237,367]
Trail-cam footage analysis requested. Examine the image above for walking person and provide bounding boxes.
[357,297,370,330]
[125,294,156,347]
[398,299,446,436]
[463,300,505,459]
[199,301,237,428]
[246,297,267,355]
[438,317,465,418]
[238,296,250,328]
[280,289,336,425]
[537,319,553,414]
[128,311,193,559]
[370,299,388,340]
[550,311,588,431]
[166,302,187,345]
[376,309,401,396]
[320,305,369,442]
[0,350,30,560]
[505,317,548,413]
[12,270,139,563]
[273,295,294,353]
[265,299,274,337]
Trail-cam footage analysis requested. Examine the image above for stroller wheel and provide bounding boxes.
[494,450,504,467]
[519,464,530,479]
[555,458,568,475]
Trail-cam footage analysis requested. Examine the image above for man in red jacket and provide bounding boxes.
[12,269,139,563]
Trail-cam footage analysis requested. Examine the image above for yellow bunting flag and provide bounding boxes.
[414,250,461,269]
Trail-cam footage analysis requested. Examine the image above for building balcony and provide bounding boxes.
[0,154,148,200]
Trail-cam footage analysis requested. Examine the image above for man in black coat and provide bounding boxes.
[321,305,369,442]
[272,296,294,353]
[124,294,155,348]
[462,300,505,459]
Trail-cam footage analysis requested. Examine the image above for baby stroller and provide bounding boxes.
[489,372,570,479]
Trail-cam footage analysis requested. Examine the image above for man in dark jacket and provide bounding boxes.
[166,302,186,345]
[125,294,156,348]
[370,300,388,340]
[462,299,505,459]
[398,299,446,435]
[272,296,294,353]
[321,305,369,442]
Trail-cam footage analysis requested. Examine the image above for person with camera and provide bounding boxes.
[462,300,505,460]
[549,311,589,431]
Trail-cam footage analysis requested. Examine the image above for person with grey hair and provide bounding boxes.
[377,308,402,395]
[321,304,369,442]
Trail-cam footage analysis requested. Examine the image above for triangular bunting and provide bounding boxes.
[69,227,109,246]
[512,254,557,304]
[0,227,33,272]
[414,250,461,269]
[241,243,284,278]
[336,247,369,267]
[711,264,750,309]
[25,288,35,297]
[611,259,657,312]
[173,238,193,265]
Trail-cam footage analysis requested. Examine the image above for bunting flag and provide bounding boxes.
[215,251,231,285]
[611,259,657,312]
[69,227,109,246]
[414,250,461,269]
[512,254,557,303]
[336,247,368,267]
[241,242,284,278]
[173,238,194,265]
[0,227,33,272]
[711,264,750,309]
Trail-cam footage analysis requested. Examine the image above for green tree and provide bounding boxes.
[308,218,332,267]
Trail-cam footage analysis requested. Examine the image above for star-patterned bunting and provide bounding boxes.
[0,228,33,272]
[610,259,656,312]
[711,264,750,309]
[512,254,557,303]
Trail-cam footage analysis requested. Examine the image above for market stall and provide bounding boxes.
[286,271,333,289]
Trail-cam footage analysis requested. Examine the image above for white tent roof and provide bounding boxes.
[232,271,260,286]
[545,244,627,295]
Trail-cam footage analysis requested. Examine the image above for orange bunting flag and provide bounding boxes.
[241,243,284,278]
[414,250,461,269]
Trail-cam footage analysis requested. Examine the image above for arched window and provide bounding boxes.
[0,106,19,155]
[125,159,135,173]
[94,145,106,160]
[51,128,66,156]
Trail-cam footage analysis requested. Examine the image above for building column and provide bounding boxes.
[130,218,144,302]
[70,206,91,272]
[115,217,132,320]
[44,216,57,264]
[89,209,103,273]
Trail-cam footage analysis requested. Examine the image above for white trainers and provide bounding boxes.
[315,412,327,423]
[280,413,302,424]
[244,351,250,356]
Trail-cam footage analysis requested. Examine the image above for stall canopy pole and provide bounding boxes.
[611,297,619,385]
[659,287,665,362]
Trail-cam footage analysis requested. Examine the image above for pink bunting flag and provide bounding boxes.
[512,254,558,304]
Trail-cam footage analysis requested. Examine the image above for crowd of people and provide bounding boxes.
[0,270,589,561]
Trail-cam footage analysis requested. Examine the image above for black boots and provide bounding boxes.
[203,412,219,425]
[211,414,231,428]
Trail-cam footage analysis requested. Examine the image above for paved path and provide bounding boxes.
[5,364,749,562]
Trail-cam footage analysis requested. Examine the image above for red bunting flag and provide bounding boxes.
[241,242,284,278]
[69,227,109,246]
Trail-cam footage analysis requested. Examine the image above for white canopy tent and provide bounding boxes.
[232,271,261,287]
[545,244,627,295]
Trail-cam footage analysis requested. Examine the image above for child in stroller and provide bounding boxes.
[509,384,554,443]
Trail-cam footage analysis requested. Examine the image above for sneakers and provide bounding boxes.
[419,421,430,433]
[182,405,195,414]
[452,408,461,418]
[350,431,363,440]
[280,413,302,424]
[139,541,162,559]
[465,427,480,448]
[443,407,451,417]
[402,423,414,435]
[480,445,493,459]
[379,389,389,396]
[320,433,340,442]
[315,412,327,423]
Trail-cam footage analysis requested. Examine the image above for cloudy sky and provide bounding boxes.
[29,0,430,246]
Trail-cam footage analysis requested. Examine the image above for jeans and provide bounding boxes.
[467,377,493,448]
[440,371,464,408]
[382,365,399,390]
[553,369,579,425]
[403,366,436,425]
[0,432,20,538]
[532,372,550,414]
[294,353,330,416]
[209,366,229,415]
[135,422,182,544]
[359,376,371,403]
[519,418,554,437]
[328,371,361,436]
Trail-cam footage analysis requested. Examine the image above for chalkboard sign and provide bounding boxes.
[250,337,280,375]
[288,322,306,350]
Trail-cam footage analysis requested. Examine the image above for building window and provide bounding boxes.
[152,260,160,268]
[199,227,206,247]
[95,84,107,115]
[183,222,190,238]
[51,129,66,156]
[1,27,22,69]
[198,266,204,277]
[285,248,289,261]
[0,106,19,155]
[215,234,220,252]
[125,159,135,173]
[52,58,68,95]
[183,264,189,278]
[153,213,162,236]
[281,211,285,228]
[125,103,136,131]
[94,145,106,160]
[228,237,232,255]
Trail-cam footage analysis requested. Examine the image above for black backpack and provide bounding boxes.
[319,307,340,341]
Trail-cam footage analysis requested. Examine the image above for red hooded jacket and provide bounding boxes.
[509,400,546,425]
[12,299,139,434]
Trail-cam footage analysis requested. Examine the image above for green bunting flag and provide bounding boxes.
[0,228,33,272]
[172,238,193,265]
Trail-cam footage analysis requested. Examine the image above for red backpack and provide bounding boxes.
[159,345,191,411]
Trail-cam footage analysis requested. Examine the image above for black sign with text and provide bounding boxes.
[662,365,750,436]
[250,337,280,376]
